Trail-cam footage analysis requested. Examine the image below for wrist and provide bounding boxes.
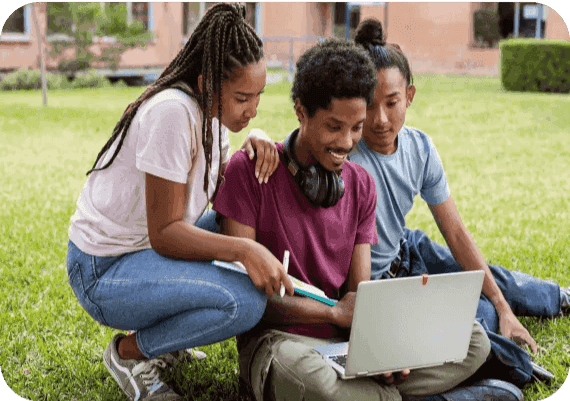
[493,299,513,317]
[234,237,255,263]
[328,304,340,325]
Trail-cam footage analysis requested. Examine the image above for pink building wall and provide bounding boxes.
[360,2,568,75]
[1,2,569,76]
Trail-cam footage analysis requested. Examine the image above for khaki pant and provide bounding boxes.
[238,321,490,401]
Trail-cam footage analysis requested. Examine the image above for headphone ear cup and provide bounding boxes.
[322,171,335,208]
[335,172,344,203]
[327,172,344,208]
[303,165,320,206]
[314,167,327,206]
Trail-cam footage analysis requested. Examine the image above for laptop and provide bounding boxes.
[313,270,484,380]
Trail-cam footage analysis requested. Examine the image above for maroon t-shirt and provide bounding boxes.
[213,142,378,337]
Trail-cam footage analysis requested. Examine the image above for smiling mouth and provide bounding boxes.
[327,148,349,164]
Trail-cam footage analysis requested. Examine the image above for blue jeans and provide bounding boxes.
[66,209,266,359]
[373,227,562,386]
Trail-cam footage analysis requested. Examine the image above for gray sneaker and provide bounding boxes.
[103,333,181,401]
[158,348,207,371]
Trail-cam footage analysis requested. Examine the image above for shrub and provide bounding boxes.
[500,39,570,93]
[0,68,69,91]
[69,70,111,89]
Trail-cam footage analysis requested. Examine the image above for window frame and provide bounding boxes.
[0,4,32,42]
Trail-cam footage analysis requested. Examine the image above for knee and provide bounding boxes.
[235,286,266,331]
[468,321,492,373]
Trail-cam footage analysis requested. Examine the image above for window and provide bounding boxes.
[203,2,259,33]
[473,2,546,47]
[183,3,201,36]
[132,2,149,30]
[2,5,29,35]
[244,2,257,31]
[333,3,360,39]
[2,7,25,33]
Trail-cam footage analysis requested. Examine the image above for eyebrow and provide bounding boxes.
[235,89,265,96]
[386,91,401,98]
[327,117,366,125]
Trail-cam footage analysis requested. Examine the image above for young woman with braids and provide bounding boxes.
[66,4,293,400]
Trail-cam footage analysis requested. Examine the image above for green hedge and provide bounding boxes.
[500,39,570,93]
[0,68,112,91]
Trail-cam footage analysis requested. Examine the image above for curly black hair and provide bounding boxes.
[355,18,413,86]
[291,38,377,118]
[87,3,263,195]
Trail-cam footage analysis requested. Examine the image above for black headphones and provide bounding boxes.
[282,129,345,208]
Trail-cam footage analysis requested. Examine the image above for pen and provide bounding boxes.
[280,250,290,297]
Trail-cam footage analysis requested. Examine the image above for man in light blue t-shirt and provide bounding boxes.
[350,23,569,388]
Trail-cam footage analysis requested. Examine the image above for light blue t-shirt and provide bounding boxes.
[348,126,450,276]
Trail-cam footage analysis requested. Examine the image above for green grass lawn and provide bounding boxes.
[1,74,569,401]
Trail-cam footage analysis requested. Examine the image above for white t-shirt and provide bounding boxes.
[69,89,230,256]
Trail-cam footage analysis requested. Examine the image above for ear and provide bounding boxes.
[197,74,203,95]
[294,98,308,124]
[406,84,416,108]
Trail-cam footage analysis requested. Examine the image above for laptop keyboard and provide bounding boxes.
[331,354,347,368]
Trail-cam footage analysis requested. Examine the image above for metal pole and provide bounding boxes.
[384,3,388,38]
[31,4,47,106]
[345,3,351,40]
[514,2,520,37]
[535,5,543,39]
[289,38,294,73]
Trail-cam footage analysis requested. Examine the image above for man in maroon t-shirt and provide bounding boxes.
[213,39,490,401]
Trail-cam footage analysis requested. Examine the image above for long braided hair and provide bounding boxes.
[87,2,264,195]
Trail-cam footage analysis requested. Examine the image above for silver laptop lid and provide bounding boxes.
[345,270,484,377]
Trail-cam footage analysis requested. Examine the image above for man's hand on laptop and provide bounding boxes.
[377,369,410,386]
[330,292,357,328]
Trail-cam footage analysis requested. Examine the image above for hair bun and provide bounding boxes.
[354,18,386,47]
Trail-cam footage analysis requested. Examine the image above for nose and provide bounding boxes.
[373,104,389,128]
[244,98,259,119]
[337,127,357,152]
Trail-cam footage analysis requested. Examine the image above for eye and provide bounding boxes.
[387,101,397,107]
[236,98,248,103]
[328,125,341,131]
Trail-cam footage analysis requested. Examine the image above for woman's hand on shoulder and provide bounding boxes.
[241,128,280,184]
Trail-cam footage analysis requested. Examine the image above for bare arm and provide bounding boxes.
[221,216,369,328]
[429,196,538,353]
[145,173,293,297]
[146,172,248,262]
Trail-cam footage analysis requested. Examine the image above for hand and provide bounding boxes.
[241,239,294,298]
[376,369,410,386]
[241,129,280,184]
[330,292,357,328]
[499,309,538,354]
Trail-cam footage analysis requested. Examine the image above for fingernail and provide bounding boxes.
[264,176,268,184]
[255,170,259,179]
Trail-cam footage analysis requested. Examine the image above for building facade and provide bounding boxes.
[1,2,569,78]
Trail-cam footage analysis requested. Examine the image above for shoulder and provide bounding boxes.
[401,126,435,154]
[225,148,257,178]
[342,161,376,193]
[139,89,201,122]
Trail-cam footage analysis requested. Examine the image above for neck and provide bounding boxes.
[363,136,398,155]
[293,127,316,167]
